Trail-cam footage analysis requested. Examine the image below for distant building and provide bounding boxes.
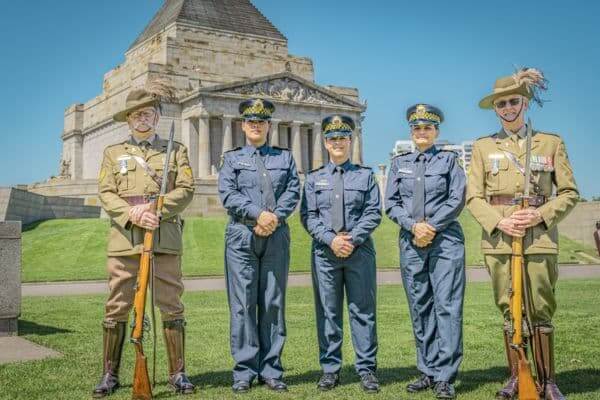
[392,140,474,171]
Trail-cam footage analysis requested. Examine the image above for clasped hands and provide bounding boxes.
[129,203,159,231]
[253,211,278,237]
[412,222,437,248]
[496,208,543,237]
[330,233,354,258]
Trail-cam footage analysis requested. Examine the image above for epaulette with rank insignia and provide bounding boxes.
[474,133,497,141]
[392,151,411,159]
[307,165,325,174]
[224,147,242,153]
[272,146,289,151]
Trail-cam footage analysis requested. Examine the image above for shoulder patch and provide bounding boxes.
[474,132,498,142]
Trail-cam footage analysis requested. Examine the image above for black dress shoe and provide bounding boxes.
[434,381,456,399]
[262,377,288,392]
[232,380,251,393]
[406,374,433,393]
[360,372,380,393]
[317,373,340,391]
[92,373,119,398]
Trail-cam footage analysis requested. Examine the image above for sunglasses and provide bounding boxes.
[494,97,521,109]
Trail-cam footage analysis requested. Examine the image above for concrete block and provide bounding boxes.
[0,221,21,337]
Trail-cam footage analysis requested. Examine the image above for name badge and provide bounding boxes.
[315,179,329,187]
[237,161,252,167]
[398,168,413,174]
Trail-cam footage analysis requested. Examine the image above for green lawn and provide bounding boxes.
[21,211,598,282]
[1,281,599,399]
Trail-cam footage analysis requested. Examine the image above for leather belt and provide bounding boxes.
[231,217,286,228]
[122,195,155,206]
[488,195,546,207]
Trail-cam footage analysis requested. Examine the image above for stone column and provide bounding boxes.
[352,120,363,164]
[312,122,323,169]
[291,121,303,173]
[269,119,280,147]
[62,104,84,180]
[181,116,199,178]
[197,113,211,178]
[0,221,21,337]
[222,115,234,154]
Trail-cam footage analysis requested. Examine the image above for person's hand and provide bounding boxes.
[253,224,272,237]
[136,210,159,231]
[331,234,354,258]
[511,208,543,229]
[412,222,436,242]
[413,236,433,248]
[496,217,525,237]
[257,211,278,234]
[129,203,153,226]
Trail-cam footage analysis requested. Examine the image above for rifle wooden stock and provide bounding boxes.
[511,198,539,400]
[131,200,161,400]
[132,343,152,400]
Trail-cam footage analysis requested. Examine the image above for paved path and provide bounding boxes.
[22,264,600,297]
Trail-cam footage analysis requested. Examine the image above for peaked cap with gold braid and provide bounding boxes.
[239,98,275,121]
[406,104,444,126]
[321,115,355,138]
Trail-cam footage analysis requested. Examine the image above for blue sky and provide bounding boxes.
[1,0,598,198]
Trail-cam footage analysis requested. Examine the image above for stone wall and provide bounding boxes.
[557,201,600,249]
[0,221,21,336]
[0,188,100,226]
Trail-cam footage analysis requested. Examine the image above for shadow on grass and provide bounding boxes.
[143,365,600,397]
[19,320,73,336]
[557,368,600,396]
[22,220,45,232]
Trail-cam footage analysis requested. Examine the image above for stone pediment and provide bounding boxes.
[200,72,364,109]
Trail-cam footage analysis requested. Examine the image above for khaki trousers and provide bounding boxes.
[485,254,558,326]
[104,254,184,323]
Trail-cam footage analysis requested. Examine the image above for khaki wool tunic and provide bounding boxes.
[466,129,579,324]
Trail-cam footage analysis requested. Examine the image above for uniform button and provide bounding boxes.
[417,177,421,181]
[335,195,339,199]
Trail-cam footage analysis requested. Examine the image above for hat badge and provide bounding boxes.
[416,105,427,118]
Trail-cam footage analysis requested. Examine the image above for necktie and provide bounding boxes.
[331,166,345,232]
[412,154,426,222]
[254,150,276,211]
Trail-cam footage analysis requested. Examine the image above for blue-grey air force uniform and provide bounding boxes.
[385,146,466,383]
[301,160,382,375]
[218,144,300,382]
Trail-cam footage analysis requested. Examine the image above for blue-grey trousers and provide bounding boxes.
[311,238,378,375]
[224,221,290,382]
[399,222,465,383]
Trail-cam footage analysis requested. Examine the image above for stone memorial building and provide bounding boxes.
[29,0,366,215]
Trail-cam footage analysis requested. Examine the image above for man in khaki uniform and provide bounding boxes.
[467,68,578,400]
[92,82,195,397]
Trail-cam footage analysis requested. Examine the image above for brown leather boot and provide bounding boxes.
[533,326,565,400]
[92,321,126,398]
[163,320,195,394]
[496,328,519,399]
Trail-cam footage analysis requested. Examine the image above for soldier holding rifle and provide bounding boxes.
[93,81,195,397]
[467,68,579,399]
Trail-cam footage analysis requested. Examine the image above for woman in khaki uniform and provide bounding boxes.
[93,82,196,397]
[467,68,578,400]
